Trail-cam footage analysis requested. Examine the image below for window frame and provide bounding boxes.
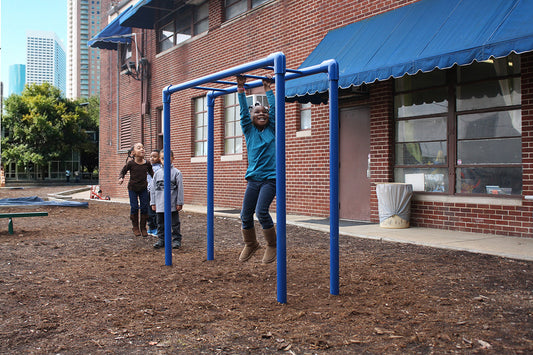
[299,102,312,131]
[193,96,208,157]
[155,2,209,53]
[156,107,163,150]
[223,93,243,155]
[393,56,522,197]
[120,42,132,69]
[224,0,272,21]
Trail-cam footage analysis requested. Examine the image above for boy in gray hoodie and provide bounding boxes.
[150,150,184,249]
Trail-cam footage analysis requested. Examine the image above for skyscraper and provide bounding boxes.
[26,31,66,94]
[67,0,102,99]
[8,64,26,96]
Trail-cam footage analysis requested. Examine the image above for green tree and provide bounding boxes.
[1,83,98,177]
[76,95,100,174]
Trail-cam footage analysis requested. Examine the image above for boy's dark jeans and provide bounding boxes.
[147,195,157,230]
[156,211,182,243]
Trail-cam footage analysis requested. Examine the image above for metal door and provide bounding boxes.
[339,107,371,221]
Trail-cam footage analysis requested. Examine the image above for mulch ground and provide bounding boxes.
[0,185,532,354]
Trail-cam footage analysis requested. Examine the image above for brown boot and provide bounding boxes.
[239,228,260,262]
[140,214,149,237]
[130,213,141,236]
[262,227,276,264]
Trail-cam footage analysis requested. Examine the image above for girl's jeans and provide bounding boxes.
[128,189,149,215]
[240,179,276,230]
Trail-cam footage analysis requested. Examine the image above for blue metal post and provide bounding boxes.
[206,92,215,261]
[162,86,173,266]
[273,53,287,304]
[328,60,340,295]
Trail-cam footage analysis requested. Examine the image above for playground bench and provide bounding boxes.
[0,212,49,235]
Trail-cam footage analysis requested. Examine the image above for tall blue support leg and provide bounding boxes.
[274,53,287,304]
[328,61,340,295]
[206,93,215,261]
[162,87,173,266]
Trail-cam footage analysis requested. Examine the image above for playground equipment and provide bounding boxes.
[162,52,339,304]
[90,185,111,200]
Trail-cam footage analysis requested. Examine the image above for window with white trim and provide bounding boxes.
[194,96,208,157]
[224,93,243,155]
[300,102,312,130]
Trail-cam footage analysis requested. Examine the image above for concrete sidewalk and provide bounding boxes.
[64,188,533,262]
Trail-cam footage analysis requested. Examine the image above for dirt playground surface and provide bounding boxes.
[0,185,532,354]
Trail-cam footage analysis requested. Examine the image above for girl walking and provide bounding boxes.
[119,143,154,237]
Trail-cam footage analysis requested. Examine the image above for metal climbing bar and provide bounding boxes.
[161,53,340,304]
[242,74,270,80]
[212,80,238,85]
[264,66,302,74]
[193,86,228,91]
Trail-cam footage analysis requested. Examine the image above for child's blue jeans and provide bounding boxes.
[128,189,149,215]
[240,179,276,230]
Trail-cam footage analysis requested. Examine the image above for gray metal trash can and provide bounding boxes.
[376,183,413,229]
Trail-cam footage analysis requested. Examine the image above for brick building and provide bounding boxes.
[91,0,533,237]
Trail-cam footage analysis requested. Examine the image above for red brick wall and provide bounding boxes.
[97,0,533,237]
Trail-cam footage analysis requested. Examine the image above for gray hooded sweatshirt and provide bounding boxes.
[150,164,184,213]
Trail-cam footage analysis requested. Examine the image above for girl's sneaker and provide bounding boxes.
[148,228,157,237]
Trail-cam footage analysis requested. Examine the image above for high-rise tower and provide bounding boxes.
[26,30,66,94]
[8,64,26,96]
[67,0,102,99]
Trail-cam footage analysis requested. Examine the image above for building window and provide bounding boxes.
[224,93,243,155]
[225,0,271,20]
[246,94,268,109]
[194,1,209,35]
[157,107,163,150]
[300,102,312,130]
[120,42,132,68]
[156,2,209,53]
[159,21,175,52]
[194,96,208,156]
[394,54,521,195]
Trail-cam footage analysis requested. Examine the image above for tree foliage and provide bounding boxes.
[1,83,99,173]
[77,95,100,173]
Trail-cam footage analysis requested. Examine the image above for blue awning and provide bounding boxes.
[88,6,132,50]
[286,0,533,102]
[120,0,175,29]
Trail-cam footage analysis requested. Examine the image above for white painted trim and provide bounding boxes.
[414,194,522,206]
[296,130,312,138]
[221,154,243,162]
[191,156,207,163]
